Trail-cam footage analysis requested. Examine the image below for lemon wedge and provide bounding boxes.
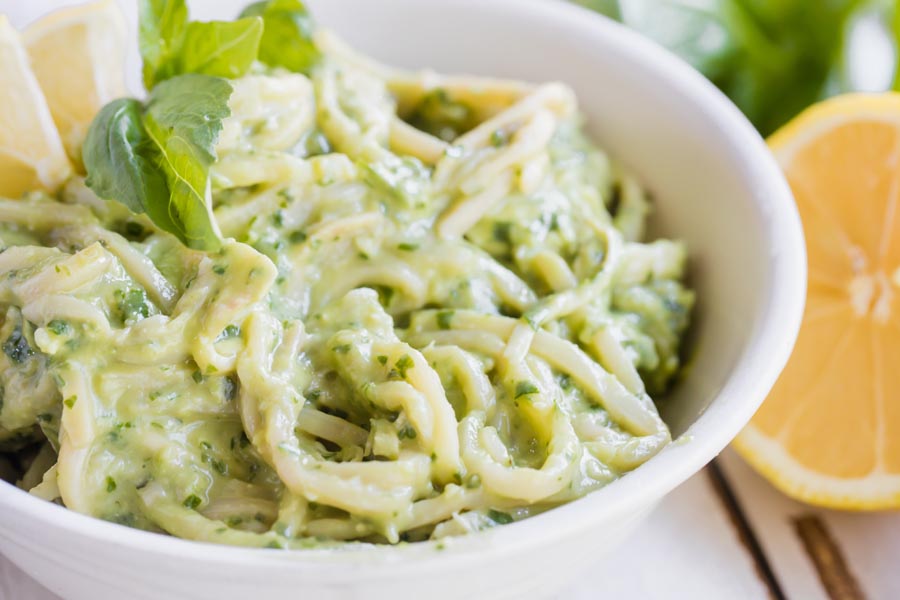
[734,94,900,510]
[0,15,71,198]
[23,0,126,166]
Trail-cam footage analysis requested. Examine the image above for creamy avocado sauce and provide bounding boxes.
[1,23,692,547]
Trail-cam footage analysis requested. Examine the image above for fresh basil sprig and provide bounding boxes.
[139,0,263,89]
[84,0,322,251]
[83,74,232,251]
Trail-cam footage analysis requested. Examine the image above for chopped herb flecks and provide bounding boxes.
[47,320,71,336]
[436,310,455,330]
[488,509,513,524]
[514,381,539,399]
[117,289,150,322]
[395,354,414,379]
[3,327,33,364]
[493,221,512,244]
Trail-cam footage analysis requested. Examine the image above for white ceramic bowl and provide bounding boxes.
[0,0,806,598]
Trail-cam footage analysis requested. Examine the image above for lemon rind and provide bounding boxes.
[734,426,900,510]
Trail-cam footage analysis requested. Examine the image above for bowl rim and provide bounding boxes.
[0,0,807,578]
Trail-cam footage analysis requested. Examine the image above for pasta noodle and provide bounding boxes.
[0,29,694,546]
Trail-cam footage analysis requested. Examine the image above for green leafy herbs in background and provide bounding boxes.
[83,74,231,251]
[83,0,319,250]
[574,0,871,136]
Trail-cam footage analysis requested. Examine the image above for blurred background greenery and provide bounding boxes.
[572,0,899,135]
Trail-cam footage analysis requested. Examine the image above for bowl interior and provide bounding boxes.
[7,0,795,438]
[294,0,793,437]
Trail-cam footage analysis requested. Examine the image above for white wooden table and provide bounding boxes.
[4,448,898,599]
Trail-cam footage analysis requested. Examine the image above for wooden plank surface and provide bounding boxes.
[718,449,900,600]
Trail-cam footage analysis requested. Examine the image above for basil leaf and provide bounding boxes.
[139,0,263,89]
[240,0,320,73]
[82,98,180,237]
[143,75,231,250]
[177,18,263,80]
[83,75,231,251]
[139,0,188,90]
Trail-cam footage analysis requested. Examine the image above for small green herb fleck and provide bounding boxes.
[264,540,284,549]
[514,381,539,399]
[397,242,418,251]
[183,494,202,510]
[407,88,475,142]
[3,327,33,364]
[118,289,150,321]
[272,210,285,228]
[332,344,351,354]
[212,265,227,275]
[204,454,228,476]
[492,221,512,244]
[106,476,117,493]
[488,509,513,525]
[436,310,454,330]
[63,396,77,409]
[376,355,388,366]
[47,320,71,336]
[398,425,417,440]
[372,284,394,307]
[289,230,307,244]
[192,370,204,384]
[395,354,414,379]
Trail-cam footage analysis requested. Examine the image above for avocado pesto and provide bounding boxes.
[0,0,693,548]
